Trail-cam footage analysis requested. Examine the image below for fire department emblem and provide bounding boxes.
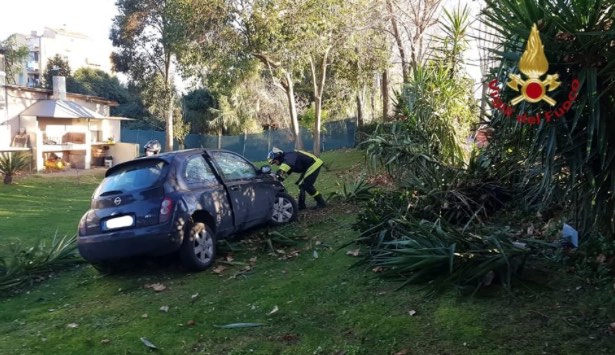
[507,24,561,106]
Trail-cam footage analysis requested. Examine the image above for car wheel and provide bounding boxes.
[180,222,217,271]
[271,192,298,225]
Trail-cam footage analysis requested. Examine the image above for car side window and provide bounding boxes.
[184,155,218,185]
[211,151,256,180]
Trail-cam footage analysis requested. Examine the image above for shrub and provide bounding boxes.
[0,152,30,184]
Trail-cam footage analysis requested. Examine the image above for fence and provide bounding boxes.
[121,118,357,161]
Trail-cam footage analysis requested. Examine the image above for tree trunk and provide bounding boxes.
[310,51,330,157]
[3,174,12,185]
[314,97,322,156]
[217,130,222,149]
[252,53,302,150]
[283,71,303,150]
[356,93,364,128]
[386,0,409,83]
[382,70,389,121]
[164,71,174,152]
[479,81,489,122]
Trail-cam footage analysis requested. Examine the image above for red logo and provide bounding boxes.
[488,24,579,125]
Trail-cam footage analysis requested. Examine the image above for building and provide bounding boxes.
[8,26,110,87]
[0,72,137,171]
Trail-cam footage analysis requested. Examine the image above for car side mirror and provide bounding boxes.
[260,165,272,174]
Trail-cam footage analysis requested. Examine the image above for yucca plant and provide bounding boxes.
[353,216,529,296]
[480,0,615,238]
[0,234,82,292]
[329,175,376,203]
[0,152,31,184]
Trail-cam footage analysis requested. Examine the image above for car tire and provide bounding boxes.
[180,222,217,271]
[270,192,299,225]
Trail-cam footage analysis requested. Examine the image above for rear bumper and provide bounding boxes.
[77,223,183,262]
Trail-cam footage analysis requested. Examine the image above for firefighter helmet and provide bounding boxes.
[144,140,161,156]
[267,147,284,165]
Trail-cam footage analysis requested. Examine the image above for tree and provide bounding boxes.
[379,0,443,85]
[299,0,370,155]
[396,6,477,165]
[240,0,307,150]
[334,14,389,129]
[43,54,71,89]
[0,36,28,86]
[70,67,151,119]
[110,0,189,152]
[183,88,216,134]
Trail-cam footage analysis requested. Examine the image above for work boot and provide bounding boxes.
[313,194,327,209]
[298,189,307,210]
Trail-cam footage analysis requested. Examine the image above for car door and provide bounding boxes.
[181,153,234,237]
[208,150,276,229]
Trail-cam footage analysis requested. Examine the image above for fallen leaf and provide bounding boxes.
[394,350,410,355]
[100,339,111,345]
[226,255,234,262]
[160,306,169,312]
[408,310,417,317]
[187,320,196,326]
[313,250,319,258]
[596,254,607,263]
[249,257,258,264]
[66,323,79,328]
[609,322,615,332]
[140,337,158,349]
[191,293,199,300]
[372,267,384,273]
[212,266,226,274]
[214,323,264,329]
[141,313,148,318]
[346,249,360,257]
[144,283,166,292]
[267,305,279,316]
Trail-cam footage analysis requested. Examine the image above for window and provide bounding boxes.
[29,51,39,62]
[95,160,167,197]
[211,151,256,180]
[184,155,217,184]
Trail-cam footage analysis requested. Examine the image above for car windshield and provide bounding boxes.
[95,160,168,197]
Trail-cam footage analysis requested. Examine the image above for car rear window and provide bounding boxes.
[95,160,168,197]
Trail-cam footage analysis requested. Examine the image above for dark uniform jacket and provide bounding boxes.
[276,150,323,185]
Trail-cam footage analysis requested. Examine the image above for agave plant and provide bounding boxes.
[0,152,31,184]
[480,0,615,237]
[0,234,82,291]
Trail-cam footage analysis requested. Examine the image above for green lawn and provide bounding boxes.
[0,149,614,354]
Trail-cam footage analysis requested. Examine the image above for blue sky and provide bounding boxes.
[0,0,117,52]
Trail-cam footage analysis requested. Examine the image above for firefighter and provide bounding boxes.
[143,140,161,156]
[267,147,326,210]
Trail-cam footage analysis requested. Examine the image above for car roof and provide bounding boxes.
[104,148,245,177]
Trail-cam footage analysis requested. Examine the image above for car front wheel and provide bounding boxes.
[271,192,298,225]
[180,222,216,271]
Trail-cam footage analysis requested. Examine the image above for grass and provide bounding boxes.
[0,149,614,354]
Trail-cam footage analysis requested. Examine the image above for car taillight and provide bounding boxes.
[78,213,88,235]
[159,197,173,223]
